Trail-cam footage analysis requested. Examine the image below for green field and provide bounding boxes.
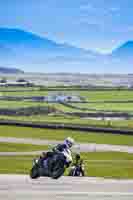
[1,89,133,114]
[0,152,133,179]
[51,103,83,112]
[1,90,48,96]
[0,100,133,113]
[0,101,80,112]
[0,100,49,108]
[0,125,133,146]
[1,89,133,101]
[0,88,133,179]
[0,142,48,152]
[70,102,133,112]
[80,152,133,179]
[1,114,133,130]
[0,87,38,91]
[78,90,133,101]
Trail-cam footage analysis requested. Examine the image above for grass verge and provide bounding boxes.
[0,125,133,146]
[0,142,48,152]
[80,152,133,179]
[1,114,133,130]
[0,152,133,179]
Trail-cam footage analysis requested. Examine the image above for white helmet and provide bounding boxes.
[64,137,75,148]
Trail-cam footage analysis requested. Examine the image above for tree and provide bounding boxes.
[16,78,27,82]
[0,77,7,83]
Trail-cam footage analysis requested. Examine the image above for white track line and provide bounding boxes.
[0,137,133,153]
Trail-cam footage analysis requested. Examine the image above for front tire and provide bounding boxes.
[30,165,40,179]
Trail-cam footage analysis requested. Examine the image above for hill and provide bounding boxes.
[0,66,24,74]
[0,28,133,73]
[0,28,101,72]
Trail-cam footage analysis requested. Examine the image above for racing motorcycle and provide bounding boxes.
[30,148,72,179]
[68,163,85,176]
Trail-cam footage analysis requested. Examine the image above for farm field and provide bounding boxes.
[0,86,39,91]
[78,90,133,101]
[1,89,133,101]
[70,102,133,112]
[0,87,133,129]
[1,88,133,113]
[0,101,82,113]
[0,90,48,96]
[0,99,133,112]
[0,100,49,108]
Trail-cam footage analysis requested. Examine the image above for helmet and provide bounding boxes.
[75,153,80,160]
[64,137,75,148]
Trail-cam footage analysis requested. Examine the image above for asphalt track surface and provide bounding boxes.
[0,175,133,200]
[0,137,133,154]
[1,119,133,135]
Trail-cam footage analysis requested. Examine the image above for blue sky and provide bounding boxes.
[0,0,133,53]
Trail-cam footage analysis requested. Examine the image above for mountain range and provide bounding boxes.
[0,66,23,74]
[0,27,133,73]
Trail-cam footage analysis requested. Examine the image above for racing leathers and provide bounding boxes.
[69,154,85,176]
[40,143,72,168]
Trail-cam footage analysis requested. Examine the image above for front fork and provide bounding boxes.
[32,158,39,166]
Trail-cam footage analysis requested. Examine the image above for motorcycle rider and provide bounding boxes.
[76,154,85,176]
[52,137,74,153]
[39,137,75,168]
[69,153,85,176]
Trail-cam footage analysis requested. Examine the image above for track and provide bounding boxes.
[1,119,133,135]
[0,175,133,200]
[0,137,133,154]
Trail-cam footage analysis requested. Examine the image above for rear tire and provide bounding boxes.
[68,168,75,176]
[50,158,65,179]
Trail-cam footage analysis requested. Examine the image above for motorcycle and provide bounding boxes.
[30,148,72,179]
[68,163,85,176]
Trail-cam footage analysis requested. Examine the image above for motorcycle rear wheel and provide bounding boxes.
[50,159,65,179]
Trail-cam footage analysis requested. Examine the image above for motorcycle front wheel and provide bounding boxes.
[30,165,40,179]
